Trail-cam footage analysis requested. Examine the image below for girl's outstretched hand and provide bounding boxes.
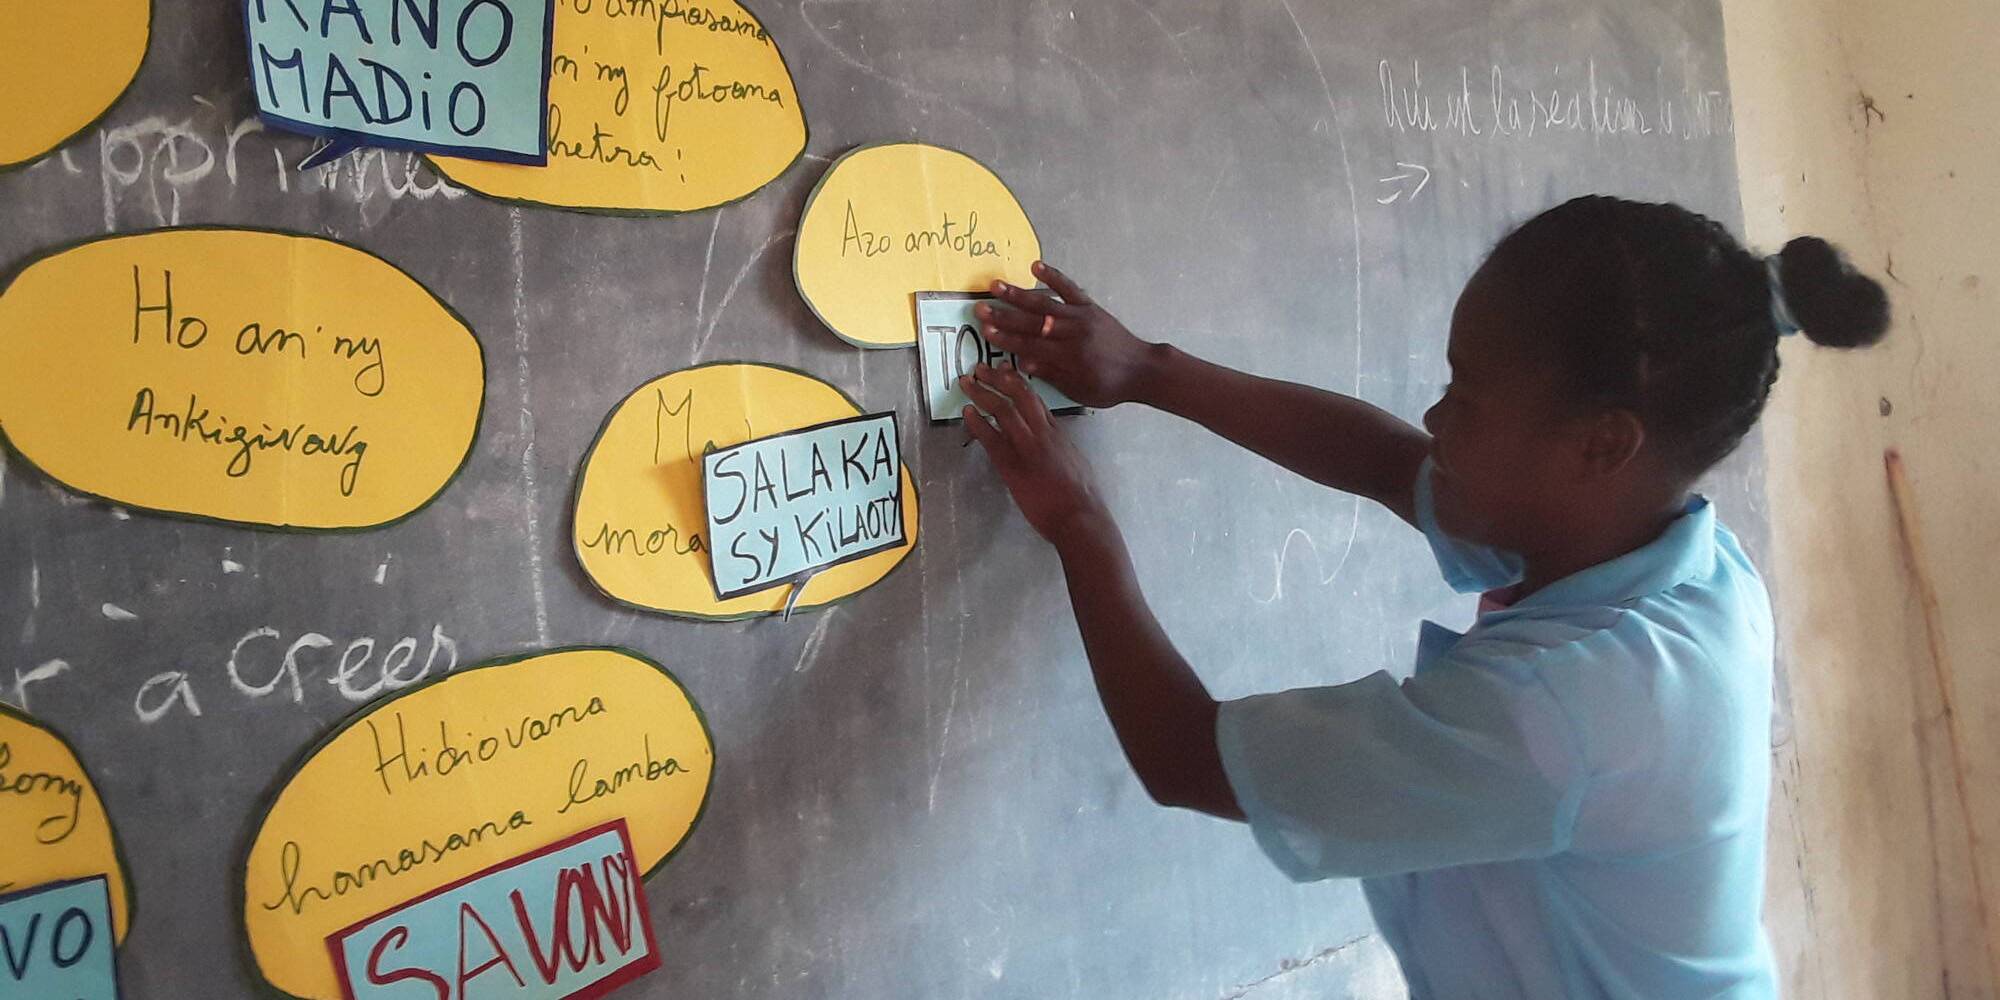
[977,261,1157,409]
[958,363,1110,547]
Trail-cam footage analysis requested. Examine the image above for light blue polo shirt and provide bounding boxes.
[1217,459,1778,998]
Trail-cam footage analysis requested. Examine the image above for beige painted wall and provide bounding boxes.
[1723,0,2000,996]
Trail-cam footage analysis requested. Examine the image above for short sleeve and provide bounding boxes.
[1413,456,1525,594]
[1216,644,1587,882]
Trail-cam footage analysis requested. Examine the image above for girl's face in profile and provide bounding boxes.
[1423,266,1590,555]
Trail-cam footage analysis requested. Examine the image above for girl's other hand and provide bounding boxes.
[977,261,1158,409]
[958,363,1111,547]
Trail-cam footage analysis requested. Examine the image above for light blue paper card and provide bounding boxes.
[0,877,120,1000]
[915,292,1081,423]
[244,0,554,164]
[701,412,905,600]
[327,821,659,1000]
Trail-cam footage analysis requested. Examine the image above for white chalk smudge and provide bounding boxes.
[9,659,70,711]
[1253,525,1358,603]
[928,479,965,813]
[692,227,793,361]
[695,209,722,323]
[101,603,138,621]
[792,608,838,672]
[1275,0,1368,579]
[510,208,552,644]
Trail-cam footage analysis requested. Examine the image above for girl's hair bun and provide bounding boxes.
[1775,236,1890,348]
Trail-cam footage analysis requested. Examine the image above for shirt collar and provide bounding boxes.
[1501,496,1717,613]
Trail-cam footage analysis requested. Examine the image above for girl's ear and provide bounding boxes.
[1577,408,1646,479]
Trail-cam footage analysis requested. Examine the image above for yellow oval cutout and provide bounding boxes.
[574,362,918,619]
[0,228,484,530]
[430,0,805,213]
[0,0,149,169]
[794,142,1041,348]
[241,647,714,999]
[0,704,134,942]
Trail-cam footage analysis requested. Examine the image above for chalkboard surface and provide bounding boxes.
[0,0,1759,996]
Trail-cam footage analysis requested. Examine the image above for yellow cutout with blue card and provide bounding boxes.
[428,0,805,213]
[241,647,711,1000]
[327,820,658,1000]
[0,877,120,1000]
[572,363,918,621]
[243,0,555,167]
[701,412,905,602]
[0,705,132,943]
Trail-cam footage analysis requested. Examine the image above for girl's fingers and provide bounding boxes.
[977,301,1046,337]
[1039,315,1088,340]
[961,405,1013,461]
[960,372,1033,441]
[986,364,1051,429]
[1032,261,1094,307]
[991,279,1084,317]
[984,324,1055,361]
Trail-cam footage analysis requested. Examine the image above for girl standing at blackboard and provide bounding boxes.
[959,196,1888,999]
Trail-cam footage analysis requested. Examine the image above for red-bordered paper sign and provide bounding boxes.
[327,819,660,1000]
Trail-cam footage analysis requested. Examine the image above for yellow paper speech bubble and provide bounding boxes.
[0,228,484,530]
[0,0,149,169]
[241,646,714,1000]
[0,704,134,942]
[574,362,919,619]
[430,0,805,213]
[794,142,1041,349]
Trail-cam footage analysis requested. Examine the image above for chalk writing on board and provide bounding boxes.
[81,108,465,231]
[1374,162,1431,205]
[245,0,555,164]
[327,821,659,1000]
[134,622,460,726]
[915,292,1080,423]
[0,229,483,529]
[702,412,905,600]
[228,623,462,708]
[1377,58,1734,141]
[242,649,712,1000]
[0,877,119,1000]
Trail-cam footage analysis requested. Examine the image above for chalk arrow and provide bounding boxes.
[1375,162,1432,204]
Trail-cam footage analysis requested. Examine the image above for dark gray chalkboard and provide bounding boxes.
[0,0,1758,996]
